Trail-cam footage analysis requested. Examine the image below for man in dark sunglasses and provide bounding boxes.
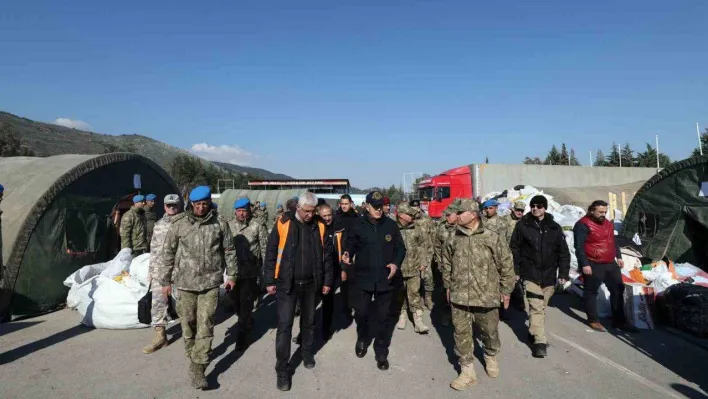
[510,195,570,358]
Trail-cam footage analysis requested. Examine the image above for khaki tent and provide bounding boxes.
[621,156,708,269]
[215,189,309,225]
[0,153,178,319]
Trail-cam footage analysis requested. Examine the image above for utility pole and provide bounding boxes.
[618,143,622,167]
[589,150,593,167]
[656,134,661,171]
[698,123,704,156]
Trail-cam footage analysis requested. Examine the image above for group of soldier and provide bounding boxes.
[112,184,635,392]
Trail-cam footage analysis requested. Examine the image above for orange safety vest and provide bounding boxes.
[334,231,343,263]
[275,219,326,279]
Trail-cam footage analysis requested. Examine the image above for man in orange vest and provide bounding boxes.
[263,192,334,392]
[317,203,347,341]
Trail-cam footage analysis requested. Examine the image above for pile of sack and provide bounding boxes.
[63,249,151,329]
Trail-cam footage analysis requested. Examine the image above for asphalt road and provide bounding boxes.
[1,292,707,399]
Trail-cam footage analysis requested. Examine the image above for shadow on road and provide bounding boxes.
[207,294,278,389]
[0,324,92,365]
[671,383,708,399]
[554,292,708,396]
[0,320,44,336]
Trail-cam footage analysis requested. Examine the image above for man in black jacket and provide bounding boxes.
[342,190,406,371]
[509,195,570,358]
[335,194,360,319]
[263,192,334,391]
[317,203,347,341]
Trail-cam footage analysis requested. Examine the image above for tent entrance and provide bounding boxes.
[682,206,708,271]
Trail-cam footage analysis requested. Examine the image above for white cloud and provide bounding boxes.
[190,143,259,166]
[52,117,93,131]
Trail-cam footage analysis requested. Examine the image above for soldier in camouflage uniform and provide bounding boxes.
[442,199,515,391]
[505,201,526,243]
[410,199,436,310]
[120,195,149,256]
[228,197,268,351]
[142,194,184,355]
[144,194,158,248]
[482,199,510,241]
[395,203,433,333]
[159,186,237,390]
[433,200,462,326]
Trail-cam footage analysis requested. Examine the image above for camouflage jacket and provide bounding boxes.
[159,209,237,291]
[149,213,184,275]
[397,220,434,278]
[120,207,148,252]
[442,223,515,308]
[228,217,268,279]
[433,220,456,265]
[484,214,509,240]
[505,215,521,243]
[144,209,158,247]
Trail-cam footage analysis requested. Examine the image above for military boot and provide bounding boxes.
[484,355,500,378]
[413,310,429,334]
[396,311,407,330]
[450,364,478,391]
[424,292,433,311]
[191,363,208,390]
[142,326,167,354]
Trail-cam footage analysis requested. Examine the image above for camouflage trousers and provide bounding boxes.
[401,275,424,315]
[149,279,170,327]
[524,281,555,345]
[451,303,501,366]
[422,265,434,293]
[176,287,219,365]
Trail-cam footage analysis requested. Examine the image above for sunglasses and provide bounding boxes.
[530,204,545,209]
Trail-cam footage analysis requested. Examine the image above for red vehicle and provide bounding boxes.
[418,165,474,219]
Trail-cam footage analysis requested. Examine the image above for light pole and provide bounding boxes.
[697,123,704,156]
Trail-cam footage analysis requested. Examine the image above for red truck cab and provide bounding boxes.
[418,165,473,219]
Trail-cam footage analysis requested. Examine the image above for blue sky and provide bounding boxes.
[1,0,707,188]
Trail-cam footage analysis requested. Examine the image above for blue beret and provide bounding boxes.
[189,186,211,202]
[145,194,156,201]
[482,199,499,208]
[0,183,4,193]
[260,202,266,208]
[277,203,283,209]
[291,196,298,201]
[133,195,145,203]
[233,197,250,209]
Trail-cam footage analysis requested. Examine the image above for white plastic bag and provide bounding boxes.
[651,273,679,294]
[64,248,133,288]
[72,276,149,329]
[99,249,134,278]
[597,284,612,319]
[129,253,151,286]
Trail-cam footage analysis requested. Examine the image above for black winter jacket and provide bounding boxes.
[510,213,570,287]
[263,212,334,294]
[345,215,406,292]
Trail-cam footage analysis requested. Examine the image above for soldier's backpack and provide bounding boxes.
[662,282,708,337]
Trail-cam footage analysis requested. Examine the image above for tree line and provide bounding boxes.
[168,154,263,193]
[523,141,675,168]
[0,124,35,156]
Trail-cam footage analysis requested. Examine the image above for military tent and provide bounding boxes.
[215,189,309,225]
[620,156,708,269]
[0,153,179,319]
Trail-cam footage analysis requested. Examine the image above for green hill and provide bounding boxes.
[0,110,291,182]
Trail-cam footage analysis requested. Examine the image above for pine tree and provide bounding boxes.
[594,150,607,167]
[621,143,635,167]
[569,148,581,166]
[636,143,672,168]
[607,143,621,167]
[559,143,570,166]
[523,157,543,165]
[545,145,561,165]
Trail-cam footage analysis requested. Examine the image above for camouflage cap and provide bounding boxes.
[513,200,526,210]
[457,198,479,213]
[397,202,417,216]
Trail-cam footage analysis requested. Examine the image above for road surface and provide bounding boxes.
[1,292,707,399]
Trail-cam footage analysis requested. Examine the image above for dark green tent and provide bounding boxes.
[0,153,178,319]
[621,156,708,269]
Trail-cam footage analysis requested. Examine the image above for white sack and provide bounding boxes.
[99,249,134,278]
[129,253,151,286]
